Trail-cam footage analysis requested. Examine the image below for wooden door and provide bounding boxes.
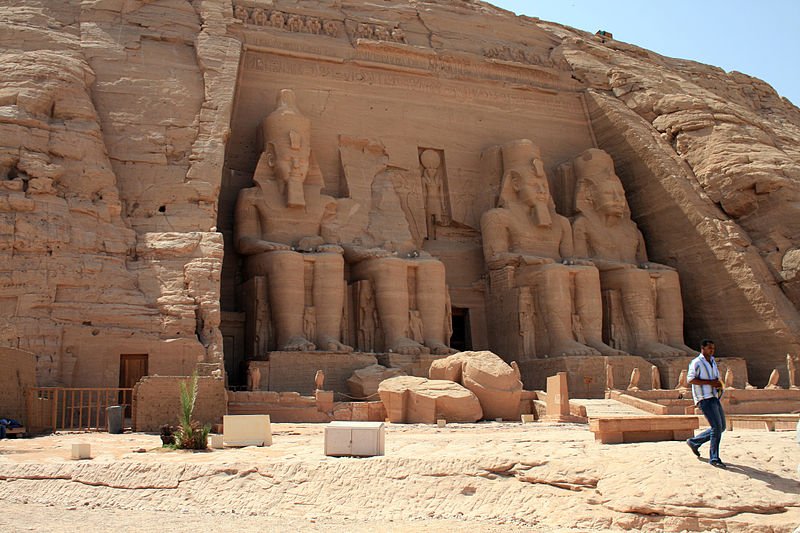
[119,354,148,416]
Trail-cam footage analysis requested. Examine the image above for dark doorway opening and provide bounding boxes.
[450,307,472,352]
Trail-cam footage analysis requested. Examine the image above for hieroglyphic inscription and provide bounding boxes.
[242,54,581,113]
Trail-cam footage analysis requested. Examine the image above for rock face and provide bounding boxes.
[430,351,522,420]
[347,364,406,400]
[378,376,483,423]
[1,0,799,396]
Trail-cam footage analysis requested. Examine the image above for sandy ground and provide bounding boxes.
[1,422,798,532]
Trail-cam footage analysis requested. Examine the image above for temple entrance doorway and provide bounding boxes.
[119,354,148,416]
[450,307,472,352]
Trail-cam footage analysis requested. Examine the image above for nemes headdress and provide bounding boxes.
[497,139,551,208]
[572,148,629,216]
[263,89,311,149]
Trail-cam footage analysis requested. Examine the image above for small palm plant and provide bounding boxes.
[174,372,210,450]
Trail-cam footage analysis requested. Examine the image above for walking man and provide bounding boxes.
[686,339,727,468]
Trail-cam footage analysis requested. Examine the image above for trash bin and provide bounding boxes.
[107,405,123,434]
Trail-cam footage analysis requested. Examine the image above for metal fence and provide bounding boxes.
[26,388,133,433]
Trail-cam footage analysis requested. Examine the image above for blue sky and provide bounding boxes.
[492,1,800,106]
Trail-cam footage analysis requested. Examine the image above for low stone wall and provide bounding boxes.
[132,376,226,432]
[267,351,377,395]
[227,390,387,423]
[0,347,36,422]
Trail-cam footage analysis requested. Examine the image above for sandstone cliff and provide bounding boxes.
[1,0,798,387]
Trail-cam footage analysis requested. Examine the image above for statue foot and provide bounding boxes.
[388,337,428,356]
[280,336,316,351]
[318,335,353,353]
[425,339,458,355]
[550,340,601,357]
[586,339,628,356]
[638,342,684,358]
[669,342,696,356]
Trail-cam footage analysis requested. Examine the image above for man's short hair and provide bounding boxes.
[700,339,715,348]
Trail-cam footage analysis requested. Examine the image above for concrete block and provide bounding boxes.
[209,434,224,448]
[223,415,272,447]
[325,421,385,457]
[71,443,91,460]
[437,419,446,428]
[521,414,535,423]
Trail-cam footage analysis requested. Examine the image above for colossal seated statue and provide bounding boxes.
[481,139,623,357]
[234,89,351,353]
[571,148,693,356]
[337,139,455,357]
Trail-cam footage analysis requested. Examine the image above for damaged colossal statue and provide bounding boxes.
[481,139,623,358]
[234,89,351,353]
[571,148,693,356]
[337,138,456,356]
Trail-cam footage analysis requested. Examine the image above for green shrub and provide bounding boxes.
[173,372,210,450]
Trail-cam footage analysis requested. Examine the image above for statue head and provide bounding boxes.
[420,149,441,181]
[498,139,553,226]
[262,89,312,207]
[574,148,629,220]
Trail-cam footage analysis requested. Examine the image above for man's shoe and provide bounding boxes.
[686,440,700,458]
[710,460,727,469]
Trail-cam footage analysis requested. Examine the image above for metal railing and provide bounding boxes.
[26,388,133,433]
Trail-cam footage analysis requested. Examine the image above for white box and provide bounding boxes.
[223,415,272,447]
[324,421,385,457]
[71,443,91,460]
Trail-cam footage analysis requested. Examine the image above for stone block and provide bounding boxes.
[71,443,91,460]
[324,421,385,457]
[223,414,272,447]
[378,376,482,424]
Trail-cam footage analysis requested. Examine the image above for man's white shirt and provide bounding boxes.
[687,353,720,405]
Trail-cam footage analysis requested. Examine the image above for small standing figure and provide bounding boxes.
[627,367,640,391]
[251,8,268,26]
[306,17,322,35]
[650,365,661,390]
[765,369,781,390]
[248,366,262,391]
[788,353,799,389]
[420,149,449,239]
[269,11,285,28]
[234,5,249,23]
[314,370,325,391]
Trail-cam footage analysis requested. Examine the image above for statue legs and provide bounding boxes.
[311,253,352,352]
[415,259,456,355]
[516,264,618,356]
[352,257,453,355]
[653,269,693,355]
[600,268,685,357]
[572,265,627,356]
[246,251,350,352]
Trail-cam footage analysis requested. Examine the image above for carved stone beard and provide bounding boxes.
[531,201,552,227]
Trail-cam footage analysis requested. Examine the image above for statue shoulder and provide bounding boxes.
[481,207,511,226]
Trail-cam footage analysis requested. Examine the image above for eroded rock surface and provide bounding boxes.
[378,375,483,423]
[430,350,523,420]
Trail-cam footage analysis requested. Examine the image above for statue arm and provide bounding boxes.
[481,211,521,269]
[234,192,291,254]
[317,198,344,254]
